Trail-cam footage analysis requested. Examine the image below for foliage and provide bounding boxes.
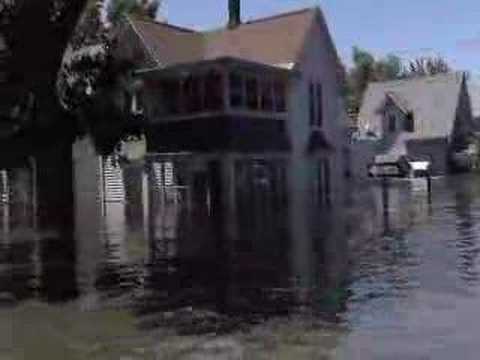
[345,47,452,121]
[345,47,403,118]
[78,59,145,155]
[105,0,160,24]
[404,56,451,78]
[57,0,160,155]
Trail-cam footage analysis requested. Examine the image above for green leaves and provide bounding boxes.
[404,56,451,78]
[346,47,398,116]
[106,0,161,24]
[345,46,451,121]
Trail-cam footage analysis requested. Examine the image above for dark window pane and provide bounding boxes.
[261,79,273,111]
[230,71,244,108]
[162,79,180,115]
[317,159,331,207]
[205,70,224,111]
[316,83,323,126]
[405,112,414,132]
[184,75,202,113]
[324,159,331,206]
[309,82,315,125]
[274,80,286,112]
[317,161,324,204]
[246,76,259,110]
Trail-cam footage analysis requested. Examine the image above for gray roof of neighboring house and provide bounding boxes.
[358,72,465,139]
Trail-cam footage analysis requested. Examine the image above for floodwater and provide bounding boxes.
[1,160,480,359]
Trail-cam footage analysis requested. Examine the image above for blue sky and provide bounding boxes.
[162,0,480,74]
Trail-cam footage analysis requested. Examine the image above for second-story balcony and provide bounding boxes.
[136,57,292,121]
[136,57,294,154]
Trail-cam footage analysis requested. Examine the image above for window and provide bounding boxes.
[274,80,286,112]
[246,75,259,110]
[184,75,202,112]
[205,70,223,111]
[309,81,323,126]
[388,113,396,132]
[317,159,331,207]
[162,79,180,115]
[405,112,414,132]
[260,79,274,111]
[316,83,323,127]
[324,159,331,205]
[229,71,244,108]
[309,82,315,125]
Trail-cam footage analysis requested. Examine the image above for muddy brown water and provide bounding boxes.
[0,169,479,359]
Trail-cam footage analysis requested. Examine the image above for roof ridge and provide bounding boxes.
[370,72,462,88]
[127,18,162,66]
[200,7,316,34]
[243,7,316,26]
[129,7,316,35]
[129,17,197,33]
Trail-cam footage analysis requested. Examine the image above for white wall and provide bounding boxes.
[286,10,350,288]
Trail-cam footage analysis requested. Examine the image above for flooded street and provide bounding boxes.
[4,0,480,358]
[338,175,480,359]
[1,168,480,359]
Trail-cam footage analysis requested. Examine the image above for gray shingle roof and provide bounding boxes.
[358,72,465,139]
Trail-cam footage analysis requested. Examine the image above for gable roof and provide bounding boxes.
[127,7,318,69]
[358,72,465,139]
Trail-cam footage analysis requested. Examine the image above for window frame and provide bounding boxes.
[315,83,323,127]
[405,112,415,132]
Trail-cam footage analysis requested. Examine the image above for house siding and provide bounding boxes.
[359,73,475,175]
[287,11,348,288]
[291,12,346,209]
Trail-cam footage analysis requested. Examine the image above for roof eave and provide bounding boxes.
[134,57,299,78]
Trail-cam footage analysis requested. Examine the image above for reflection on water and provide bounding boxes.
[3,153,480,358]
[0,151,350,317]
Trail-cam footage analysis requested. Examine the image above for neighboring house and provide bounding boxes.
[111,2,350,286]
[467,76,480,131]
[358,72,477,175]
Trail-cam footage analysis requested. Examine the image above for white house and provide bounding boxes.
[69,1,352,292]
[114,1,351,288]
